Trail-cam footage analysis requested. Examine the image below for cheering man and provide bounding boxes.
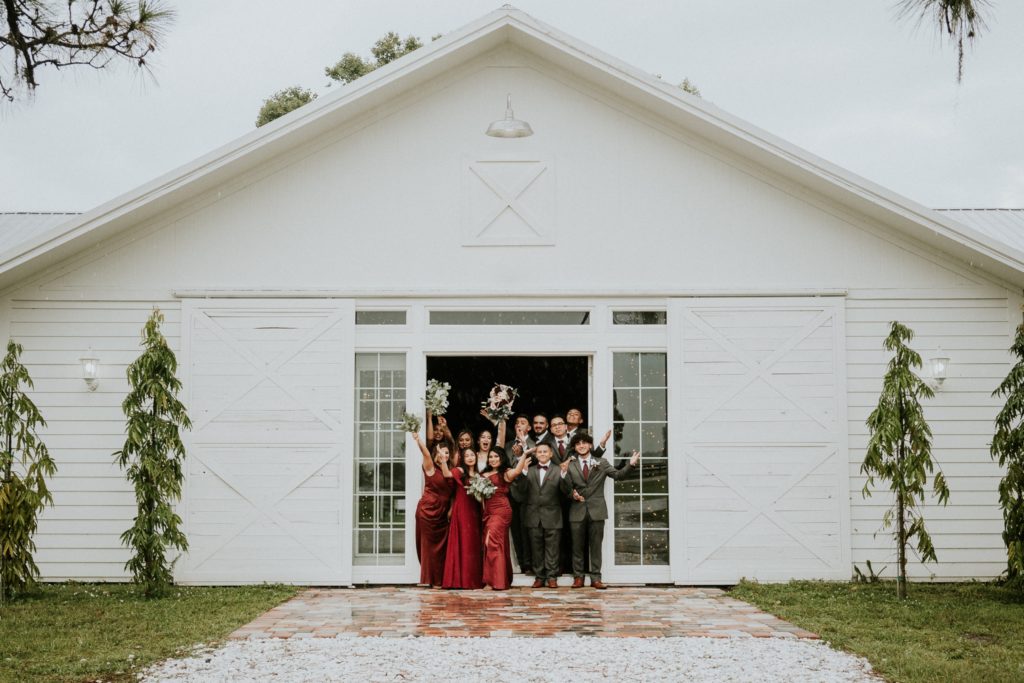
[560,431,639,589]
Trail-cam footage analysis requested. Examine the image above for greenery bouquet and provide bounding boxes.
[424,379,451,415]
[466,476,497,502]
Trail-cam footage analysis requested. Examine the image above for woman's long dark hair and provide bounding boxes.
[459,448,479,479]
[483,447,509,476]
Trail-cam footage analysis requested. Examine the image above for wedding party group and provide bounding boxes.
[409,382,641,591]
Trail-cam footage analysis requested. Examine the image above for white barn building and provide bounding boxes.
[1,8,1021,586]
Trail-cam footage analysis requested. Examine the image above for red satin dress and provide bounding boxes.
[442,468,483,589]
[481,471,514,590]
[415,467,452,586]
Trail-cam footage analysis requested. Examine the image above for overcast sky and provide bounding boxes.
[1,0,1022,212]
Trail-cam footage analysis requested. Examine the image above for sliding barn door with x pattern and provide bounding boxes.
[672,298,849,583]
[179,300,354,584]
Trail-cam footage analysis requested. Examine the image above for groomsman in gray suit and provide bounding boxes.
[560,431,640,589]
[522,443,565,588]
[527,413,558,456]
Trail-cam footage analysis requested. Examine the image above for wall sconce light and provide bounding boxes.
[485,93,534,138]
[80,351,99,391]
[928,348,950,389]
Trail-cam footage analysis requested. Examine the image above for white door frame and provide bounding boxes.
[352,299,672,583]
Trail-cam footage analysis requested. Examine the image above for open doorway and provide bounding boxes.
[425,355,590,436]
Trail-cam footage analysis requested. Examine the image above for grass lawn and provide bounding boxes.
[731,580,1024,683]
[0,582,299,683]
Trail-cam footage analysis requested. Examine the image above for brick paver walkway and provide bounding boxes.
[232,586,819,640]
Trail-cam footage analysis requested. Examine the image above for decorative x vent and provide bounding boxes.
[462,158,554,245]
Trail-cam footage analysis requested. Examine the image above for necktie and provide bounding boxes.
[558,441,565,458]
[539,464,548,470]
[582,460,589,481]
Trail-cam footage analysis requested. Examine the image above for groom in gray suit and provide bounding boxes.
[560,431,640,589]
[522,443,564,588]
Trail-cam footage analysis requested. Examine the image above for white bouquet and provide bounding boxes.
[481,383,518,422]
[424,379,451,415]
[466,476,497,502]
[399,412,422,433]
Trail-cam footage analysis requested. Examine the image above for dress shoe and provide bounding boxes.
[546,579,558,589]
[531,578,544,588]
[591,580,608,590]
[571,577,584,588]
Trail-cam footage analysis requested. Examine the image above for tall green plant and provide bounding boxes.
[115,308,191,597]
[861,321,950,599]
[990,322,1024,585]
[0,339,55,602]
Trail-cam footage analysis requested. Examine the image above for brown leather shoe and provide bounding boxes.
[531,578,544,588]
[591,580,608,590]
[571,577,584,588]
[547,579,558,588]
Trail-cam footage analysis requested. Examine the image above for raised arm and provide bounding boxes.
[496,419,507,449]
[592,429,612,458]
[504,451,530,482]
[425,408,435,444]
[412,432,433,475]
[437,450,453,478]
[559,458,573,497]
[605,450,641,479]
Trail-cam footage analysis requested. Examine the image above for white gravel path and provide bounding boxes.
[140,636,878,682]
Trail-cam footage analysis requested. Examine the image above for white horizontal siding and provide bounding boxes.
[846,294,1012,580]
[10,300,181,581]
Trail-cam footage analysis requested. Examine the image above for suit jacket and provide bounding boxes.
[525,432,560,465]
[504,437,530,467]
[560,455,635,522]
[522,464,564,529]
[550,435,573,462]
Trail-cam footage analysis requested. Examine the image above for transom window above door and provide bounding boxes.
[429,310,591,325]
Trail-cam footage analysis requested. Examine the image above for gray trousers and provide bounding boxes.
[528,526,561,581]
[570,515,605,580]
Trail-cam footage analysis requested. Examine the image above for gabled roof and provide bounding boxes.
[2,7,1023,290]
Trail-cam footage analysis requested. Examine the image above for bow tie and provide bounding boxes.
[539,465,548,470]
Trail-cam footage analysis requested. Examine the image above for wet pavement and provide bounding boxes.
[231,586,819,640]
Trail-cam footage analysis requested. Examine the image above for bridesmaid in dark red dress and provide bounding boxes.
[481,448,529,590]
[442,448,483,589]
[412,432,453,587]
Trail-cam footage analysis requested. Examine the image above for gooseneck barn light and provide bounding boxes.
[485,94,533,138]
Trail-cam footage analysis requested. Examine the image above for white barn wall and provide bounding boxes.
[9,300,180,580]
[2,44,1018,583]
[846,292,1013,580]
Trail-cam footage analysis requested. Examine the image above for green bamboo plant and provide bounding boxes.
[861,321,950,599]
[0,339,55,602]
[115,308,191,597]
[990,322,1024,586]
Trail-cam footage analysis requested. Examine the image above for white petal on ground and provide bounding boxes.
[140,636,877,682]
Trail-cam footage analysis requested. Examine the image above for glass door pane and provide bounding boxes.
[612,352,670,565]
[353,353,407,566]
